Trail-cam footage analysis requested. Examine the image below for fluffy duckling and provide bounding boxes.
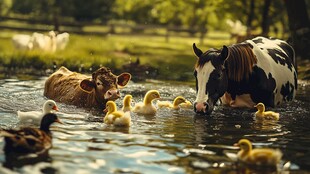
[254,103,280,121]
[0,113,62,155]
[104,101,131,127]
[157,96,186,110]
[234,139,282,166]
[17,100,59,125]
[132,90,160,115]
[122,95,133,112]
[179,100,193,109]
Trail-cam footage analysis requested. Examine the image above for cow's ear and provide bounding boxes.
[193,43,203,57]
[117,73,131,88]
[79,79,95,93]
[220,45,229,62]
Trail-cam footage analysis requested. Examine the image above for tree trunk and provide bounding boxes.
[285,0,310,60]
[246,0,255,35]
[262,0,271,36]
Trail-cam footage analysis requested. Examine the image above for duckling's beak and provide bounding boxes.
[254,104,258,108]
[233,143,240,147]
[55,118,63,124]
[53,105,59,111]
[103,108,108,113]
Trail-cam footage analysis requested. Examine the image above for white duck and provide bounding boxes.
[122,95,133,112]
[17,100,59,125]
[132,90,160,115]
[157,96,186,110]
[104,101,131,127]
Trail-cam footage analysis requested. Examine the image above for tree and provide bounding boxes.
[261,0,271,36]
[285,0,310,60]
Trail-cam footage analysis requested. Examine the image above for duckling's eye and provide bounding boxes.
[49,104,52,106]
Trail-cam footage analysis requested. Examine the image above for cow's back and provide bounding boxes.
[44,66,92,106]
[246,37,297,106]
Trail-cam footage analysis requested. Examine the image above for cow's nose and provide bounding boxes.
[104,89,120,100]
[194,102,208,113]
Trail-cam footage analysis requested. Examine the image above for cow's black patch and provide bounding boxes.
[280,81,295,101]
[197,49,220,67]
[252,38,264,44]
[278,42,296,69]
[267,48,294,71]
[226,66,276,107]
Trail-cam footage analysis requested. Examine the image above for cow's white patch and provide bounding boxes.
[195,62,215,103]
[246,37,296,105]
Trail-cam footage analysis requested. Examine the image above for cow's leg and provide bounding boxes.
[230,94,255,108]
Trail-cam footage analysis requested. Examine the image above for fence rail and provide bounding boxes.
[0,16,206,41]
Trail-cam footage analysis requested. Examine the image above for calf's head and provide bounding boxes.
[79,67,131,107]
[193,43,229,115]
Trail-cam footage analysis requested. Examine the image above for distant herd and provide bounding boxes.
[12,30,69,52]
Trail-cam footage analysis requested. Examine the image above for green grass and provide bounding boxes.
[5,30,307,81]
[0,30,231,81]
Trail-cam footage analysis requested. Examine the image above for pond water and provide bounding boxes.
[0,77,309,174]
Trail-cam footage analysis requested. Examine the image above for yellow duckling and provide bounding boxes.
[179,100,193,109]
[132,90,160,115]
[234,139,282,166]
[254,103,280,121]
[104,101,131,127]
[157,96,186,110]
[122,95,133,112]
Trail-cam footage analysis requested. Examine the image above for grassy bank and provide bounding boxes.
[1,30,308,81]
[0,30,231,81]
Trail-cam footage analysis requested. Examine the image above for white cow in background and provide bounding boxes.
[12,31,69,53]
[32,31,56,53]
[12,34,33,50]
[226,19,247,43]
[56,32,69,51]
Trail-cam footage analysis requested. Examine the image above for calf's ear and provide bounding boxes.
[117,73,131,87]
[79,78,95,93]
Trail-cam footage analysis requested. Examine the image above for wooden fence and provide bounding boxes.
[0,16,206,41]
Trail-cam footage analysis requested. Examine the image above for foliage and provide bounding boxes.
[4,0,290,36]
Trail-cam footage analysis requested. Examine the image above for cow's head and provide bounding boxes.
[193,43,229,115]
[79,67,131,107]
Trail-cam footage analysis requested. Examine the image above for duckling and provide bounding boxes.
[0,113,62,155]
[234,139,282,166]
[104,101,131,127]
[254,103,280,121]
[157,96,186,110]
[179,100,193,109]
[17,100,59,125]
[122,95,133,112]
[132,90,160,115]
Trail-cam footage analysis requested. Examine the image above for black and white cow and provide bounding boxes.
[193,36,297,115]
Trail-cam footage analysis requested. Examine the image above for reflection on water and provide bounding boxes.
[0,78,309,173]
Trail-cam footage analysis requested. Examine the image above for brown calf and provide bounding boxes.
[44,66,131,110]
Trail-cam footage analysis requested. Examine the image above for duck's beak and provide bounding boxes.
[103,108,108,113]
[53,105,59,111]
[233,143,239,147]
[55,118,63,124]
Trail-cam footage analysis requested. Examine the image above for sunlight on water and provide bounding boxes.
[0,78,309,173]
